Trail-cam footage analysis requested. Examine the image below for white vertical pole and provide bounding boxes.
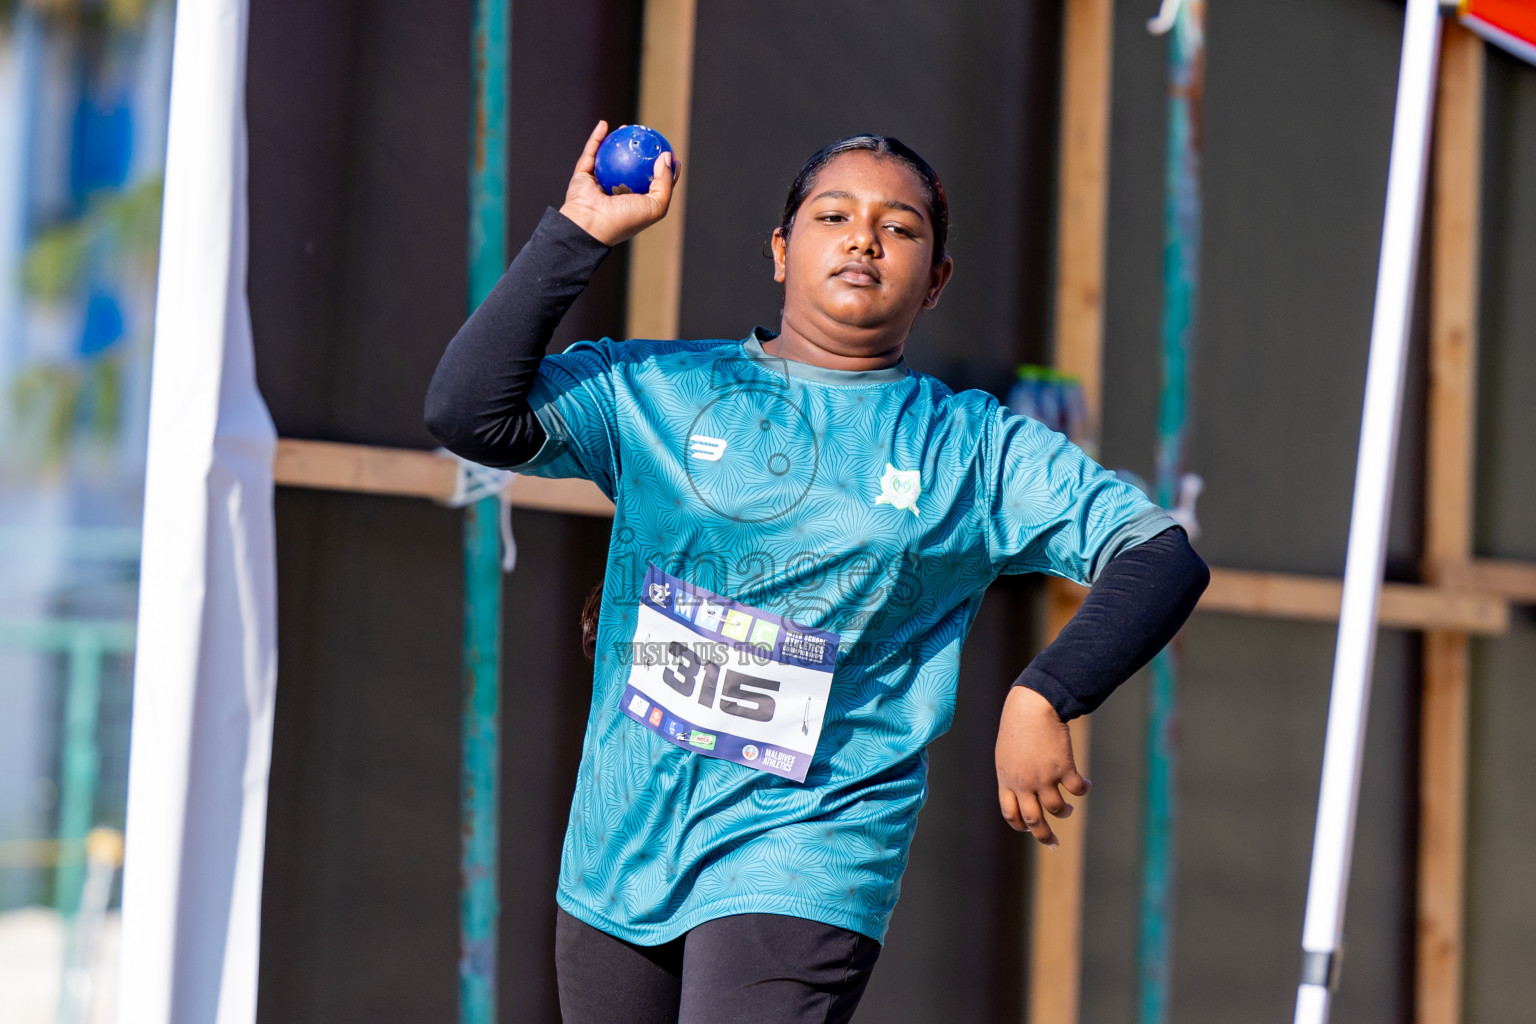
[1293,1,1443,1021]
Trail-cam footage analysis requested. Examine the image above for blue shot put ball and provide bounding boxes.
[593,124,676,196]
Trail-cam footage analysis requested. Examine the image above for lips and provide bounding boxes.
[832,260,881,284]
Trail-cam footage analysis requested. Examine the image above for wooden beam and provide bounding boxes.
[626,0,697,341]
[1199,568,1506,635]
[274,439,456,500]
[1418,23,1484,1024]
[1030,3,1115,1020]
[505,475,616,518]
[270,440,1521,635]
[1440,558,1536,604]
[272,439,615,517]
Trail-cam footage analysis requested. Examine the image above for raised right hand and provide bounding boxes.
[558,120,678,247]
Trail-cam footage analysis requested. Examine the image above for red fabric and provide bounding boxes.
[1462,0,1536,47]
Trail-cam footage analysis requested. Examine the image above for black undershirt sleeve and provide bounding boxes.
[1015,526,1209,721]
[424,206,611,468]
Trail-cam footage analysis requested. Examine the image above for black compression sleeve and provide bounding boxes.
[1014,526,1209,721]
[424,206,611,468]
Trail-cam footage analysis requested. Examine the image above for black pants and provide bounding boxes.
[555,906,882,1024]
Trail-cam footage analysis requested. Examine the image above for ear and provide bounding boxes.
[922,255,954,309]
[771,227,788,284]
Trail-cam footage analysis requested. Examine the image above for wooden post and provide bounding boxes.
[1029,579,1092,1023]
[1418,22,1483,1024]
[626,0,697,341]
[1029,2,1115,1022]
[1049,0,1115,463]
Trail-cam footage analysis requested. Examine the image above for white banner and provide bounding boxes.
[117,0,277,1021]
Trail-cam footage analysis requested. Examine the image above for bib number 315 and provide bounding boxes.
[619,565,840,783]
[660,641,778,722]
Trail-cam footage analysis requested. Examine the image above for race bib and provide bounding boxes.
[620,565,840,782]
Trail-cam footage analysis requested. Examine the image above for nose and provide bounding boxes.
[844,216,881,257]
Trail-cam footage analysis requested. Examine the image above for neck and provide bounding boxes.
[766,310,907,371]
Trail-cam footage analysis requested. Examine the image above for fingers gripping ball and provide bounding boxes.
[593,125,677,196]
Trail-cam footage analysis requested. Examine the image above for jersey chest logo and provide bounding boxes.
[688,434,728,461]
[875,462,922,516]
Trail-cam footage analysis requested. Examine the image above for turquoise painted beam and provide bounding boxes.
[0,620,137,651]
[54,631,104,915]
[0,620,134,916]
[461,0,509,1021]
[1140,2,1203,1023]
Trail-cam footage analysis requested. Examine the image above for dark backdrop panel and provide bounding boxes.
[248,0,640,1020]
[244,0,1536,1019]
[1465,626,1536,1023]
[1102,0,1425,580]
[1475,46,1536,561]
[247,0,471,450]
[682,0,1064,396]
[1081,620,1415,1023]
[680,2,1063,1019]
[1086,1,1424,1022]
[1465,43,1536,1024]
[260,491,463,1022]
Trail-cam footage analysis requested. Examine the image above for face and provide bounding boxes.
[772,151,953,351]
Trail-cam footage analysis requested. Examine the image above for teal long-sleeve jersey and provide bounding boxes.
[513,326,1174,944]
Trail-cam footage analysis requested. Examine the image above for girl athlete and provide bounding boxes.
[427,122,1208,1023]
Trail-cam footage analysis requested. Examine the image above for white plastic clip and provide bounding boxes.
[1111,468,1204,541]
[1148,0,1183,35]
[436,449,518,573]
[1167,472,1204,541]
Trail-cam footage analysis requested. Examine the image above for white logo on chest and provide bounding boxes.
[875,462,921,516]
[688,434,728,461]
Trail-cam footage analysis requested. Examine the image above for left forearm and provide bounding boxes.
[1015,526,1209,720]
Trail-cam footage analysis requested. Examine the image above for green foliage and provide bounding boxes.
[13,178,160,467]
[21,220,92,302]
[21,177,163,301]
[101,175,163,265]
[10,355,125,468]
[2,0,160,35]
[3,1,167,471]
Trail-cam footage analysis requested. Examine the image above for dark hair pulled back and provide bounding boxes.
[777,134,949,267]
[580,581,602,661]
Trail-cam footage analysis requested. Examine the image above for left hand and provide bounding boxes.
[995,686,1091,849]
